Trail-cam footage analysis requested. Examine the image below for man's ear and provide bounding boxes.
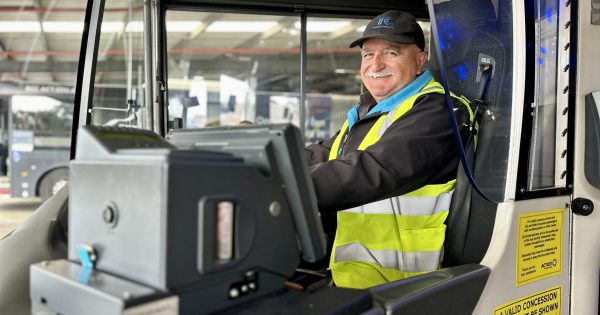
[416,50,428,74]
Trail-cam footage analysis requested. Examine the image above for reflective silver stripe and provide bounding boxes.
[334,242,440,272]
[377,113,395,137]
[342,190,453,216]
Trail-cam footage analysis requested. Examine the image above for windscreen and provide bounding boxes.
[164,10,373,144]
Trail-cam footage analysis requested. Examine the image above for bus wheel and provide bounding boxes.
[38,168,69,201]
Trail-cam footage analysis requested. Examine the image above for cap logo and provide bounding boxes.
[373,15,393,29]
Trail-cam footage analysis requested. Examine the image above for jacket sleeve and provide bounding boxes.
[304,130,339,166]
[311,93,466,212]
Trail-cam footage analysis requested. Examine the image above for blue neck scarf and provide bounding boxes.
[346,69,432,131]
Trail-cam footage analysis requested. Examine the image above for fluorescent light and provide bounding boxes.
[206,21,277,33]
[125,21,144,32]
[117,21,203,33]
[295,21,350,32]
[101,22,124,33]
[0,21,41,32]
[356,25,366,32]
[42,22,84,33]
[166,21,202,32]
[0,21,132,33]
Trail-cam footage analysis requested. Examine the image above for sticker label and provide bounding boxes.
[517,209,563,286]
[494,286,561,315]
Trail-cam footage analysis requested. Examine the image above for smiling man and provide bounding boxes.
[306,11,472,289]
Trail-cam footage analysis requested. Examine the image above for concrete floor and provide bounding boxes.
[0,198,42,238]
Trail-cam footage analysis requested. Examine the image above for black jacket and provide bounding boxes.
[306,91,470,212]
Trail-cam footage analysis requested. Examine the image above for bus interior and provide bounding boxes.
[0,0,598,314]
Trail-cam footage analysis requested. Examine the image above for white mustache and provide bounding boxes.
[366,69,395,78]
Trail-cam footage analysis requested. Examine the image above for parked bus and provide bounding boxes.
[0,84,72,200]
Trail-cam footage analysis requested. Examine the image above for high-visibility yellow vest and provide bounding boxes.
[328,79,472,289]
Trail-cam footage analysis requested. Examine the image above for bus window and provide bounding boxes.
[11,95,71,149]
[525,0,569,191]
[89,0,147,129]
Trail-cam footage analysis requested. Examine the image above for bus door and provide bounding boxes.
[429,0,578,313]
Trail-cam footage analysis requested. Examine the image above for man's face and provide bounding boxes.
[360,38,427,103]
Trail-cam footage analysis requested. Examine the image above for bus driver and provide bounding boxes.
[306,11,472,289]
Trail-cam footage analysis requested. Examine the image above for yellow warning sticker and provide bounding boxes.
[516,208,563,286]
[494,286,561,315]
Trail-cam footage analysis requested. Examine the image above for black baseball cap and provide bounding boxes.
[350,11,425,50]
